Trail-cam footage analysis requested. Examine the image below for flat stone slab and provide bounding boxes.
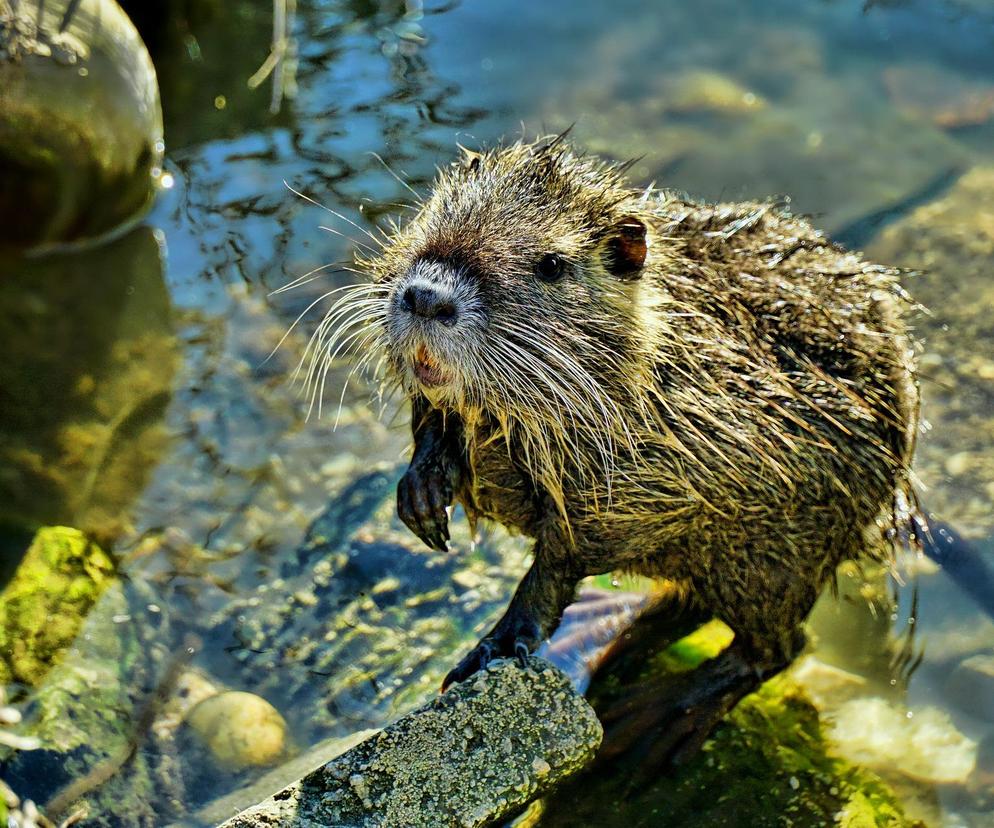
[218,657,601,828]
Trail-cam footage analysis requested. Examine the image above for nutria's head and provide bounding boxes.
[380,138,655,417]
[314,137,664,500]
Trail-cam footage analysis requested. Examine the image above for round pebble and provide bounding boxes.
[185,691,288,770]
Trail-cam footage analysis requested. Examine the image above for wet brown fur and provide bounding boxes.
[323,136,919,680]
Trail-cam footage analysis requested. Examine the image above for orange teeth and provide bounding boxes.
[413,344,449,387]
[416,344,434,367]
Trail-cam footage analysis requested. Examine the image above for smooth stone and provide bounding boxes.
[218,658,601,828]
[0,0,164,249]
[945,451,975,478]
[185,692,288,771]
[663,69,767,115]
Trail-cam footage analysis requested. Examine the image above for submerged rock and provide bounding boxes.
[661,69,767,115]
[184,691,288,771]
[0,0,164,249]
[541,9,967,235]
[0,581,166,826]
[219,658,601,828]
[828,697,977,785]
[883,63,994,130]
[944,654,994,723]
[0,526,115,686]
[789,654,867,710]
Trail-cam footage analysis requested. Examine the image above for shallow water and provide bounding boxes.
[2,0,994,824]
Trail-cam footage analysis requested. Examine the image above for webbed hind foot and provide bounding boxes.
[590,640,792,784]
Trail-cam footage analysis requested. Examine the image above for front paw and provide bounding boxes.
[441,613,542,690]
[397,459,456,552]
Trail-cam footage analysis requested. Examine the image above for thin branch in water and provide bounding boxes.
[248,0,298,114]
[58,0,81,33]
[44,635,202,819]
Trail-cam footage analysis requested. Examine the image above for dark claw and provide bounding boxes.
[397,464,451,552]
[442,606,545,691]
[427,480,450,544]
[441,639,495,691]
[514,640,530,668]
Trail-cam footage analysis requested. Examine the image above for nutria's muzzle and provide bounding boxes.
[389,259,477,392]
[393,259,463,327]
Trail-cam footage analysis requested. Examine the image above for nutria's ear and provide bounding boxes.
[457,144,482,172]
[605,216,647,280]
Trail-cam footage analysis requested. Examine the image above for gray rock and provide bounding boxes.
[217,658,601,828]
[190,731,375,827]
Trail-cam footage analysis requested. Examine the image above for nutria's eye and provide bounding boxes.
[536,253,565,283]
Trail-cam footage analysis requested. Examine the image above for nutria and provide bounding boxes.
[312,134,919,761]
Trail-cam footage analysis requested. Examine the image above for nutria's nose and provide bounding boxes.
[402,284,458,325]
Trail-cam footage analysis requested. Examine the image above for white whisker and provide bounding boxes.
[283,180,385,248]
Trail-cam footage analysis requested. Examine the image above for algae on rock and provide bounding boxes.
[0,581,166,827]
[532,621,920,828]
[0,526,115,687]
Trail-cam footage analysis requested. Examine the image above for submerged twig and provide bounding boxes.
[248,0,298,114]
[44,634,202,819]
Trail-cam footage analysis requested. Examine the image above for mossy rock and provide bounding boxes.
[533,622,920,828]
[1,582,160,826]
[0,526,115,687]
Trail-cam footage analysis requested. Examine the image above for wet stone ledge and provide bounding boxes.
[218,658,601,828]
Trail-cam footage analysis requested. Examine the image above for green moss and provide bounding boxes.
[0,527,116,687]
[3,584,159,825]
[535,622,920,828]
[676,677,912,827]
[655,619,734,673]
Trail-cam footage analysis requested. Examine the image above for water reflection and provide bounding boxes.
[0,227,175,548]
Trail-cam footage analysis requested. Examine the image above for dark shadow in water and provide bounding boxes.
[920,517,994,621]
[832,165,963,249]
[0,226,175,550]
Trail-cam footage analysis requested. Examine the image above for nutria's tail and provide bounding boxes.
[915,514,994,621]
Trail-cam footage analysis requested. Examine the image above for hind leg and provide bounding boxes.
[590,627,803,780]
[590,562,820,773]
